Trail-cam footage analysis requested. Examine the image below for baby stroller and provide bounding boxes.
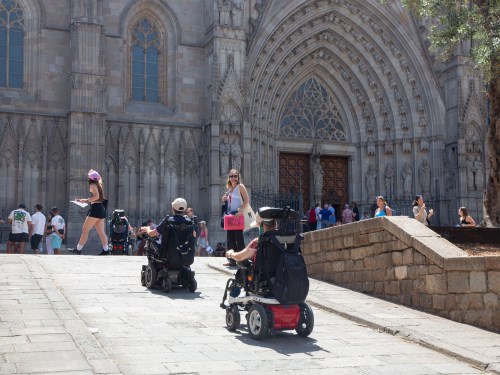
[140,215,197,293]
[109,209,131,255]
[220,207,314,340]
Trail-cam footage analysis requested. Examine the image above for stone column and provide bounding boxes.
[66,0,107,248]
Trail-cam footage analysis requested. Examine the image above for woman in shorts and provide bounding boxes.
[68,169,109,255]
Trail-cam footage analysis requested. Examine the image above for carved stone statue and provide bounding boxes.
[219,137,230,175]
[418,159,431,194]
[402,163,413,197]
[312,157,324,196]
[474,158,484,190]
[231,0,243,28]
[384,163,394,197]
[466,157,475,191]
[230,139,242,171]
[365,164,377,198]
[218,0,231,26]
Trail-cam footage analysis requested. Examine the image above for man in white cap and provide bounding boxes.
[225,213,277,262]
[141,198,189,238]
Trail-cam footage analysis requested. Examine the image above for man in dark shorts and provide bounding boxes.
[30,204,46,255]
[7,204,33,254]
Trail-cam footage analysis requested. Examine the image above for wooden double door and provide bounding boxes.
[279,153,348,212]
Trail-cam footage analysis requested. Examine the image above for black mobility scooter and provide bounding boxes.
[220,207,314,340]
[109,209,131,255]
[140,215,197,293]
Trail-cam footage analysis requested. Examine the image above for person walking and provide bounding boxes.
[412,195,434,226]
[30,204,46,255]
[50,206,65,255]
[342,204,355,224]
[68,169,109,255]
[221,169,249,266]
[7,204,33,254]
[44,212,54,255]
[319,204,332,228]
[196,220,209,256]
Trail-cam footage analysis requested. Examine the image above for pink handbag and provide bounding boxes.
[224,214,244,230]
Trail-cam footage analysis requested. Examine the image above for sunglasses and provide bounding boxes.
[229,175,239,178]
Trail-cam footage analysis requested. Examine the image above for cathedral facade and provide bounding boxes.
[0,0,489,245]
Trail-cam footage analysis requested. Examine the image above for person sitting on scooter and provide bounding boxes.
[140,198,189,238]
[225,213,276,262]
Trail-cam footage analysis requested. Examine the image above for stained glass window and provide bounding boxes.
[131,18,159,102]
[280,78,346,141]
[0,0,24,89]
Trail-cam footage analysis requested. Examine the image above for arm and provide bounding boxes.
[239,184,250,211]
[28,221,34,237]
[141,226,159,237]
[386,206,393,216]
[414,206,424,221]
[226,238,258,261]
[78,184,99,203]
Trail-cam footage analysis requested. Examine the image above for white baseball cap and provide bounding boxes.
[171,198,187,211]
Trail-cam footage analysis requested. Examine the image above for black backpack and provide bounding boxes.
[270,234,309,305]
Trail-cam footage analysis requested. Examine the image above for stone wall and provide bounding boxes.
[302,217,500,332]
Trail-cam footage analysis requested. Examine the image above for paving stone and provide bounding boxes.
[0,255,498,375]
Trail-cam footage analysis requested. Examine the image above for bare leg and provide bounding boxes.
[196,246,202,256]
[94,219,108,248]
[77,216,101,246]
[18,242,25,254]
[54,248,60,255]
[7,241,14,254]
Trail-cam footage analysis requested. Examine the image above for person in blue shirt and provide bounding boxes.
[319,204,332,228]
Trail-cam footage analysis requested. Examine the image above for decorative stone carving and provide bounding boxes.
[312,156,324,197]
[230,139,242,171]
[418,159,431,194]
[231,0,243,28]
[402,163,413,197]
[466,157,475,191]
[365,164,377,198]
[218,0,231,26]
[280,78,346,141]
[219,136,230,175]
[384,163,394,197]
[474,158,484,190]
[367,133,376,155]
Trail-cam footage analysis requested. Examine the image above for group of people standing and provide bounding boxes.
[306,202,361,231]
[4,204,65,255]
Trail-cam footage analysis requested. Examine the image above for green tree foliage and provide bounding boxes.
[383,0,500,227]
[400,0,499,80]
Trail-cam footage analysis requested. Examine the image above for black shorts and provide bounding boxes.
[88,202,106,219]
[31,234,43,250]
[8,232,29,243]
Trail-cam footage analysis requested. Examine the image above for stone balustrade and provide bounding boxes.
[302,216,500,332]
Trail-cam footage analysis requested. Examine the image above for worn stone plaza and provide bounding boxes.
[1,254,499,375]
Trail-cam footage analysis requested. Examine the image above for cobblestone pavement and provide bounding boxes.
[0,254,498,374]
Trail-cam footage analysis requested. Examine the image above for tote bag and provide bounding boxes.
[240,191,257,232]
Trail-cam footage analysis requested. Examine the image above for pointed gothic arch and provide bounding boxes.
[279,76,348,142]
[0,0,42,96]
[121,1,179,109]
